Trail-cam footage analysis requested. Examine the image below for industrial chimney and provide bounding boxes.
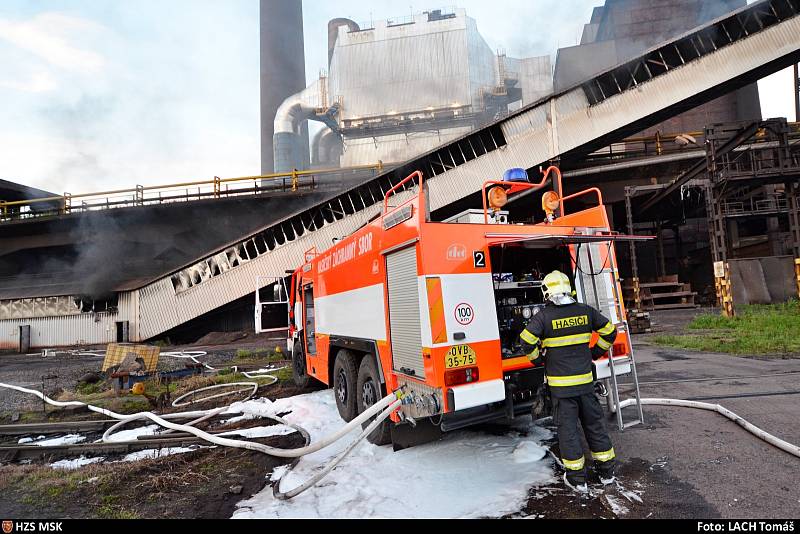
[260,0,308,175]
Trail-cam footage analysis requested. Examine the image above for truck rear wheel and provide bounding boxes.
[357,356,392,445]
[292,340,310,389]
[333,350,359,422]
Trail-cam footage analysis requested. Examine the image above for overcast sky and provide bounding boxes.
[0,1,796,194]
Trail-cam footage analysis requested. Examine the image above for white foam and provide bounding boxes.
[31,434,86,446]
[233,390,554,519]
[50,456,105,470]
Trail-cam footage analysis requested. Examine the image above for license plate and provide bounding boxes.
[445,345,477,369]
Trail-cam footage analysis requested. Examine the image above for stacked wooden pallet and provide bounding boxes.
[623,275,698,311]
[627,309,652,334]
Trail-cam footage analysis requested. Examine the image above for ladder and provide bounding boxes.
[606,323,644,431]
[575,237,644,430]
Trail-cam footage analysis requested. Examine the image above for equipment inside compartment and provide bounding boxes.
[490,245,574,358]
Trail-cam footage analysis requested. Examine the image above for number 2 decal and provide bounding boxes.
[473,250,486,269]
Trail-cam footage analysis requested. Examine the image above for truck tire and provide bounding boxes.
[356,356,392,446]
[333,350,359,422]
[292,340,310,388]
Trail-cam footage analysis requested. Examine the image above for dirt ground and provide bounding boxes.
[0,435,304,519]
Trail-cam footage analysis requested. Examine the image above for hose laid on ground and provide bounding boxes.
[0,381,398,458]
[273,399,402,500]
[161,350,216,371]
[1,380,401,500]
[618,398,800,459]
[103,406,230,441]
[171,382,261,408]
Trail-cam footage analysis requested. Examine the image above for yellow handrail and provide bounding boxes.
[0,162,384,213]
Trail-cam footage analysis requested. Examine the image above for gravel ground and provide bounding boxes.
[0,350,107,413]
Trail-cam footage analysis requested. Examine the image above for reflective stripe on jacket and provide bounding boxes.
[519,302,617,398]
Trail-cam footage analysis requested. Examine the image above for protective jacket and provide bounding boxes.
[519,302,617,398]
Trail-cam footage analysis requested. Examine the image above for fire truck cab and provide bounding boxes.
[287,167,635,447]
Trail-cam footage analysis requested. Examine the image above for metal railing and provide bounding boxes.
[0,163,384,222]
[722,196,791,216]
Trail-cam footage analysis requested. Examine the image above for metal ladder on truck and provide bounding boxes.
[575,237,644,431]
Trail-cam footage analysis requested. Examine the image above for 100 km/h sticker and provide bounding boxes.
[454,303,474,325]
[445,345,477,369]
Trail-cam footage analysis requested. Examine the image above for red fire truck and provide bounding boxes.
[287,167,635,447]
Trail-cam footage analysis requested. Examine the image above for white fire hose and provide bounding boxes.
[617,398,800,458]
[0,380,401,500]
[0,347,403,499]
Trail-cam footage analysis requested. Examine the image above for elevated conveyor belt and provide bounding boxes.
[134,0,800,340]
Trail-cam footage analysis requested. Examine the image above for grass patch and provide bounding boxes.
[76,381,104,396]
[235,348,284,362]
[652,301,800,355]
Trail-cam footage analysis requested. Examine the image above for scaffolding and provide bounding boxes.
[627,119,800,315]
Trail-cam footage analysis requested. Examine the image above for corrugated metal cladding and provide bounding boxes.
[0,290,139,349]
[329,8,496,120]
[506,55,554,107]
[0,314,117,350]
[386,246,425,378]
[340,127,473,167]
[0,296,82,321]
[137,204,384,340]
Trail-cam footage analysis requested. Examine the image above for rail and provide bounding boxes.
[383,170,423,214]
[0,162,384,222]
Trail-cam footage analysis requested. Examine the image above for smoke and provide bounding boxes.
[67,214,130,299]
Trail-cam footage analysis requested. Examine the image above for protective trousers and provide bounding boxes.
[553,393,616,473]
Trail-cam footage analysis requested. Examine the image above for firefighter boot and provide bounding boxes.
[563,470,589,494]
[596,461,616,485]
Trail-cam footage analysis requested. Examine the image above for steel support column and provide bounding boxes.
[625,187,642,311]
[788,181,800,298]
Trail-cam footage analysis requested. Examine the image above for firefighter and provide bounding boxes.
[518,270,618,492]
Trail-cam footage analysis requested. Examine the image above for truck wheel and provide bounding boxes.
[292,340,310,388]
[356,356,392,445]
[333,350,359,422]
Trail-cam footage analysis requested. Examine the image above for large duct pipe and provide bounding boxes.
[311,126,343,167]
[273,84,321,173]
[327,18,360,66]
[260,0,307,175]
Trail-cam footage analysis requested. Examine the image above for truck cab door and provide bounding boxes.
[303,283,317,355]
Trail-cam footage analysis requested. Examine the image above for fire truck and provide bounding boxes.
[286,167,638,447]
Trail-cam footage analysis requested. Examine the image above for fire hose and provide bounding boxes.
[616,398,800,458]
[0,380,401,500]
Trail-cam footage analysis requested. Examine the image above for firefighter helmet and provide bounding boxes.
[542,271,572,302]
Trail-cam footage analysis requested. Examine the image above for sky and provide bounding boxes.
[0,1,796,194]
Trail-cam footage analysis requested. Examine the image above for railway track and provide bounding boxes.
[0,412,244,437]
[0,412,255,462]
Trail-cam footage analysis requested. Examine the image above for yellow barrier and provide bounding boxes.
[0,162,385,217]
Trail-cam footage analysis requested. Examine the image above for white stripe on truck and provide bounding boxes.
[315,283,387,342]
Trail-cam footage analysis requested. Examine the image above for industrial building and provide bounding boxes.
[1,0,799,351]
[268,7,553,173]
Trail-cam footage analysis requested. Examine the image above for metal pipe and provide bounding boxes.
[794,62,799,122]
